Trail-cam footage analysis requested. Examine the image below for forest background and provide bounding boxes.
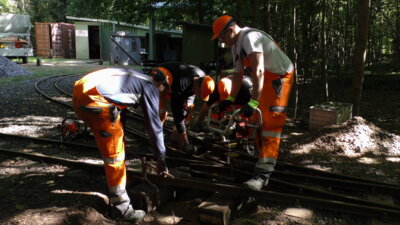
[1,0,399,118]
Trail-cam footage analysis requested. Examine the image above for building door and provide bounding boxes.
[88,25,100,59]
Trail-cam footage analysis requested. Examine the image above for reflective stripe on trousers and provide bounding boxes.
[258,69,294,161]
[72,78,129,206]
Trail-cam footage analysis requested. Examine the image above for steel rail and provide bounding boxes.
[188,163,400,211]
[36,72,400,189]
[35,74,400,194]
[4,131,398,212]
[124,109,400,189]
[0,132,215,167]
[1,147,399,221]
[54,74,81,96]
[35,74,78,108]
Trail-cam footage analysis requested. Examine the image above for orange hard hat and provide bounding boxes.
[151,67,173,86]
[200,76,215,101]
[218,77,232,100]
[211,15,234,40]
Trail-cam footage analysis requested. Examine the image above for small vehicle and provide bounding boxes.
[0,13,33,63]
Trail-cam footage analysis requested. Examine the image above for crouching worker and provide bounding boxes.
[192,75,253,132]
[72,67,169,223]
[151,61,215,154]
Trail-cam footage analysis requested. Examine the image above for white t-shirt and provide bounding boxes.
[232,27,293,75]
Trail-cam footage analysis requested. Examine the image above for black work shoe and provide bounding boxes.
[110,204,145,224]
[244,174,270,191]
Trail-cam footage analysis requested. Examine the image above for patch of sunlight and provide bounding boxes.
[289,132,304,136]
[53,96,71,102]
[0,125,57,137]
[80,158,103,165]
[303,164,332,172]
[42,63,55,66]
[1,116,63,123]
[155,215,182,224]
[0,116,63,136]
[357,157,378,164]
[291,148,312,154]
[386,157,400,162]
[51,189,108,202]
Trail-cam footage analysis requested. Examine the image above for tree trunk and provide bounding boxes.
[197,0,204,24]
[352,0,370,115]
[290,0,299,119]
[320,0,329,101]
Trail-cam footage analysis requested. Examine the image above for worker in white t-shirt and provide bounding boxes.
[211,15,295,191]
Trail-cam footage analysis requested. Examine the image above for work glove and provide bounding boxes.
[183,142,197,155]
[242,99,259,118]
[218,96,235,112]
[156,157,169,175]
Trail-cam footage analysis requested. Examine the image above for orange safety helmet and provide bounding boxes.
[151,67,173,86]
[200,76,215,101]
[211,15,235,40]
[217,77,232,100]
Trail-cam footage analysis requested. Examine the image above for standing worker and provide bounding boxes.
[211,15,295,191]
[72,68,169,223]
[151,61,215,154]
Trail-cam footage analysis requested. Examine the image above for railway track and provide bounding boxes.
[1,133,400,221]
[4,73,394,222]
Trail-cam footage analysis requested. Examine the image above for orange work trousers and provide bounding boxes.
[72,78,126,190]
[258,70,294,166]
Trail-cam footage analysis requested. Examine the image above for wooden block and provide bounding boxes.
[129,168,190,212]
[198,193,239,225]
[284,207,314,219]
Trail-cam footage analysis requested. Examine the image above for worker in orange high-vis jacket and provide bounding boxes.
[211,15,295,191]
[72,68,169,223]
[151,61,215,154]
[191,75,253,132]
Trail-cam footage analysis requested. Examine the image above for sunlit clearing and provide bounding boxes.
[357,157,378,164]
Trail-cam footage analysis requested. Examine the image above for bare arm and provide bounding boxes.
[249,52,265,101]
[230,69,244,99]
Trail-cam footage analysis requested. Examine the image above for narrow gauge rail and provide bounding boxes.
[1,132,400,221]
[45,75,399,189]
[31,74,400,221]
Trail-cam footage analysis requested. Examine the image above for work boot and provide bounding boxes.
[244,173,270,191]
[110,204,145,223]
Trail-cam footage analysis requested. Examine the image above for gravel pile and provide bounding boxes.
[0,56,32,77]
